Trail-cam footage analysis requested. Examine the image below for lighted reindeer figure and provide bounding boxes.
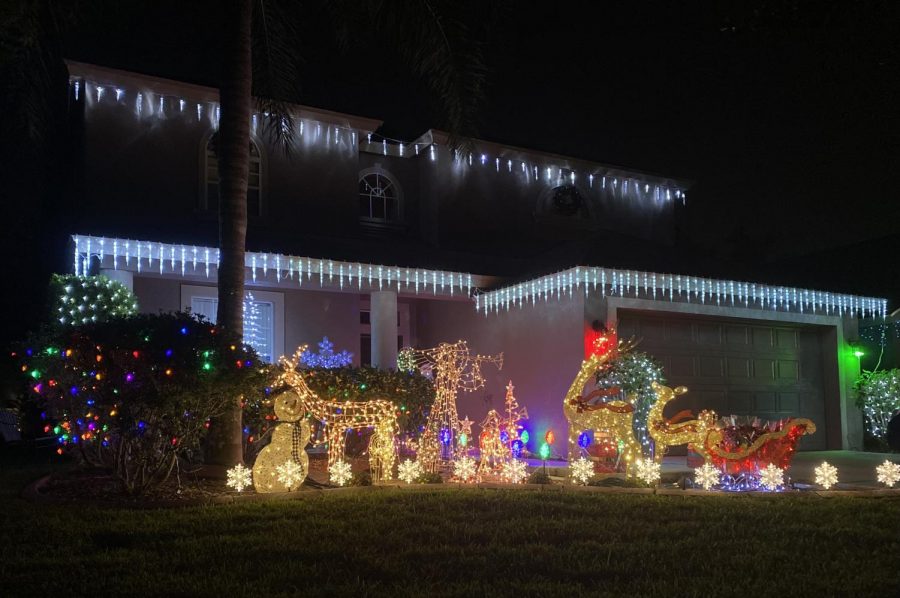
[647,382,718,463]
[563,335,642,475]
[274,350,398,482]
[399,341,503,472]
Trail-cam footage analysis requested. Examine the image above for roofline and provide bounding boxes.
[422,129,692,190]
[65,60,385,133]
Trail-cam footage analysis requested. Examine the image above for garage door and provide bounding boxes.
[617,310,827,450]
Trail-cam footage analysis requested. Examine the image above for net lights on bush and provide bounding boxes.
[875,460,900,488]
[814,462,839,490]
[476,265,886,319]
[570,457,595,485]
[694,462,721,491]
[329,460,353,486]
[854,369,900,441]
[758,463,785,491]
[226,463,253,492]
[52,274,137,326]
[397,459,423,484]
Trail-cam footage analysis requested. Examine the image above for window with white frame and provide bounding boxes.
[358,169,401,224]
[204,135,263,217]
[182,285,283,364]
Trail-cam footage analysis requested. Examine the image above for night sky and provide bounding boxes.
[2,0,898,347]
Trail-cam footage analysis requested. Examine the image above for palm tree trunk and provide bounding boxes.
[207,0,252,467]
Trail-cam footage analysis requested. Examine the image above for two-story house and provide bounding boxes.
[66,61,887,452]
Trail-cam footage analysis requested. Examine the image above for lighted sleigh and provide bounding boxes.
[649,382,816,475]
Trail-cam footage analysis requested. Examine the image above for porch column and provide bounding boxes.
[99,268,134,292]
[370,290,398,369]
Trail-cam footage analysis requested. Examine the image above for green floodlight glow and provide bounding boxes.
[853,349,865,358]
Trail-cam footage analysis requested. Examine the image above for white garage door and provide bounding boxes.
[617,310,827,450]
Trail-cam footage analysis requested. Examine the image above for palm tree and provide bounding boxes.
[205,0,489,465]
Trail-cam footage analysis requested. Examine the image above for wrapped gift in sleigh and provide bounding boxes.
[702,415,817,475]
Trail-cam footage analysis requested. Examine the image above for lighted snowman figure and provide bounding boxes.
[252,390,311,492]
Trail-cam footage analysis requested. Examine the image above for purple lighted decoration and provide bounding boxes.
[125,373,135,383]
[500,430,510,444]
[578,431,591,449]
[511,439,524,458]
[439,428,452,445]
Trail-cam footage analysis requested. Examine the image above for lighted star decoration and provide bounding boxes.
[329,460,353,487]
[814,461,838,490]
[276,460,305,490]
[501,459,528,484]
[694,462,721,491]
[458,416,474,438]
[453,456,478,483]
[226,463,253,493]
[758,463,785,491]
[636,458,661,486]
[570,457,595,485]
[875,460,900,488]
[397,459,423,484]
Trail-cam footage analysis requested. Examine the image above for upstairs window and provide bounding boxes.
[358,170,401,225]
[204,135,263,217]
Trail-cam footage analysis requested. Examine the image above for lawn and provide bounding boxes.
[2,459,900,597]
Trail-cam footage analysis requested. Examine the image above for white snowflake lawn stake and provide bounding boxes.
[226,463,253,493]
[276,460,305,490]
[501,459,528,484]
[636,458,661,486]
[875,460,900,488]
[397,459,423,484]
[694,462,721,491]
[570,457,595,485]
[814,461,839,490]
[758,463,785,491]
[453,456,478,483]
[329,460,353,487]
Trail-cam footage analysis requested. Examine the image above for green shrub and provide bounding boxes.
[18,312,269,494]
[350,471,372,486]
[527,470,552,485]
[417,471,443,484]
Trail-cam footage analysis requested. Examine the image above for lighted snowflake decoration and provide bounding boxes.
[226,463,253,492]
[694,462,721,491]
[570,457,595,485]
[814,461,838,490]
[501,459,528,484]
[453,456,478,483]
[276,460,305,490]
[397,459,423,484]
[758,463,785,491]
[329,460,353,487]
[635,458,661,486]
[875,460,900,488]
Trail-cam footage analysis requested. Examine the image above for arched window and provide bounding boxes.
[204,135,263,217]
[358,169,401,225]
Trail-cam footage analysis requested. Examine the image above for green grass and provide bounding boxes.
[1,459,900,597]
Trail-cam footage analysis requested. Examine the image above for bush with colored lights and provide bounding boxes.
[17,312,269,494]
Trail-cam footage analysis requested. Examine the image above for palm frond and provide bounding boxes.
[327,0,495,151]
[251,0,303,154]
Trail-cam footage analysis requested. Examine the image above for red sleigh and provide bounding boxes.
[702,416,816,475]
